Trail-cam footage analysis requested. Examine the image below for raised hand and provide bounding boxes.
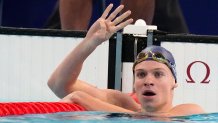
[47,4,133,100]
[85,4,133,46]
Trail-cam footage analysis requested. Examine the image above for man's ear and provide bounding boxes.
[172,83,178,90]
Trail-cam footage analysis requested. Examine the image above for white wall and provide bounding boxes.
[0,34,109,102]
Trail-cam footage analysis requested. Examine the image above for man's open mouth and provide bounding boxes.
[143,90,156,96]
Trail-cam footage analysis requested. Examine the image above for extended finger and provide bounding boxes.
[106,5,124,21]
[101,4,113,19]
[114,18,133,32]
[113,10,131,26]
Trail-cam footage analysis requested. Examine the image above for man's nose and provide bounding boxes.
[144,82,154,87]
[143,75,154,86]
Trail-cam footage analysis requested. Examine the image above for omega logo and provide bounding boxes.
[186,61,210,84]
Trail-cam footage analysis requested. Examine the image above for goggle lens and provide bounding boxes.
[134,51,171,69]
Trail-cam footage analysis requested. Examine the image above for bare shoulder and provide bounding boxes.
[170,103,205,116]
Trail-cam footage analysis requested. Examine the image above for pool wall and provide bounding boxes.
[0,27,109,102]
[1,27,218,113]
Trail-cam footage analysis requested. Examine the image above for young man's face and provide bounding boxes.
[134,60,177,113]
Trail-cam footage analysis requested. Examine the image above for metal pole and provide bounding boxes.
[114,32,122,90]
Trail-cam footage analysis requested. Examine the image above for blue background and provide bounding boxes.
[0,0,217,35]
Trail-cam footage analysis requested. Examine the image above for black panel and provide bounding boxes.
[154,33,218,44]
[122,34,135,62]
[0,27,86,37]
[108,35,116,89]
[122,34,149,62]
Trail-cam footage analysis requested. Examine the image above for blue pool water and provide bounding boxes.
[0,111,218,123]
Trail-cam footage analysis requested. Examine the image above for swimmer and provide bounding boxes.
[48,4,204,117]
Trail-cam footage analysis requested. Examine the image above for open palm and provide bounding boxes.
[85,4,133,46]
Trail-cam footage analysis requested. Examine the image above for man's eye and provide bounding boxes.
[136,72,146,78]
[154,72,164,78]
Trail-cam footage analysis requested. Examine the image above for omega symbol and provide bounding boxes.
[186,61,210,83]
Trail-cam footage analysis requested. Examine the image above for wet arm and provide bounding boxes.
[47,4,133,99]
[60,91,135,113]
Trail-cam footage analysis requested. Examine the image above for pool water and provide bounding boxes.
[0,111,218,123]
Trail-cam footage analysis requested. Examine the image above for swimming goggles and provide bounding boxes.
[133,51,174,70]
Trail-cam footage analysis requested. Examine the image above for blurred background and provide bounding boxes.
[0,0,217,35]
